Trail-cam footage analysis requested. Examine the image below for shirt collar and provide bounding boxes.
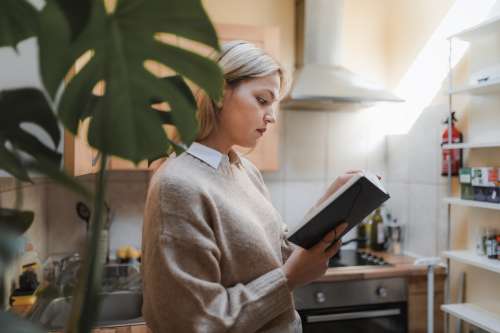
[187,142,241,169]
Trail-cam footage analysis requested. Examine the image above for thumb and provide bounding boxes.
[312,229,337,252]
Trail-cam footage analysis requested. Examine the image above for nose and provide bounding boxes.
[264,107,277,124]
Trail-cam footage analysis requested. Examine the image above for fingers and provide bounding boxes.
[324,239,342,257]
[310,229,335,253]
[314,222,349,253]
[321,228,337,245]
[335,222,348,237]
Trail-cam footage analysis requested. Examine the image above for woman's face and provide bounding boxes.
[218,73,280,148]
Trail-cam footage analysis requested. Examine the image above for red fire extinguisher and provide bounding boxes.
[441,111,463,176]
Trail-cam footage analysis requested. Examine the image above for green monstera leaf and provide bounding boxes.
[0,0,38,49]
[0,88,92,198]
[39,0,224,163]
[0,88,61,181]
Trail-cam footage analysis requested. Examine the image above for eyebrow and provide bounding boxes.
[261,89,276,101]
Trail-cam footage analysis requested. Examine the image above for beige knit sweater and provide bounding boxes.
[141,147,302,333]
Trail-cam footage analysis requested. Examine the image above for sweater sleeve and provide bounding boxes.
[280,222,298,263]
[142,177,294,333]
[239,157,299,264]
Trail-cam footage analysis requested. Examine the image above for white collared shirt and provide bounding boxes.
[187,142,243,170]
[186,142,224,169]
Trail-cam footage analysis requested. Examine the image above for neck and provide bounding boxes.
[198,133,233,155]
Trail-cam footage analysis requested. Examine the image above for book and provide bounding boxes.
[287,171,390,249]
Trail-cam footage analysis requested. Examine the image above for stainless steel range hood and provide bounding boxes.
[282,0,403,110]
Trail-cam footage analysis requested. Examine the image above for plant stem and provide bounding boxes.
[14,178,22,211]
[67,152,108,333]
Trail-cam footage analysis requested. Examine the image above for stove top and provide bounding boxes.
[328,249,392,268]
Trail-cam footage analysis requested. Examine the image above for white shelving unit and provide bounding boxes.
[443,197,500,210]
[443,251,500,274]
[441,304,500,333]
[449,79,500,95]
[448,15,500,41]
[442,141,500,149]
[443,14,500,333]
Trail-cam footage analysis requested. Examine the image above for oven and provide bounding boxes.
[294,277,407,333]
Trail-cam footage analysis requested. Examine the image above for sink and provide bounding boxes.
[28,291,143,331]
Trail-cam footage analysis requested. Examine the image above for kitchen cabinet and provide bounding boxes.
[442,15,500,333]
[408,274,445,333]
[64,23,281,176]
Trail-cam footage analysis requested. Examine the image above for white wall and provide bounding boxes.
[383,0,500,321]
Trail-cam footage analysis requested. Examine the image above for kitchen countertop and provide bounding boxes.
[317,251,447,282]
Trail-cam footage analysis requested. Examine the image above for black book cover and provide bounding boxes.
[287,174,390,249]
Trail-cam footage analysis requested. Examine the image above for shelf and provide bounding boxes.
[442,141,500,149]
[444,197,500,210]
[449,15,500,41]
[441,303,500,333]
[449,79,500,95]
[443,250,500,274]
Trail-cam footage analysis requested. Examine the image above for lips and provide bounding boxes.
[256,128,266,134]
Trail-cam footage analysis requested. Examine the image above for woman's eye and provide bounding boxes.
[256,97,268,105]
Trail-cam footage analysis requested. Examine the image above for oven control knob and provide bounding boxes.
[376,287,388,298]
[315,291,326,303]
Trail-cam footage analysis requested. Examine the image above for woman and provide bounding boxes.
[142,40,354,332]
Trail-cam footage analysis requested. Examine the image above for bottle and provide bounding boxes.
[388,218,402,255]
[486,229,497,259]
[496,234,500,260]
[357,219,369,249]
[18,239,42,288]
[370,208,385,251]
[481,227,488,256]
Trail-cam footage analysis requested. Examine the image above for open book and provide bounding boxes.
[287,171,390,249]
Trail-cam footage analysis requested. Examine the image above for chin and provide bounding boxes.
[235,139,258,149]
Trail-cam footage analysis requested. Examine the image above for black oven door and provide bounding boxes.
[299,302,407,333]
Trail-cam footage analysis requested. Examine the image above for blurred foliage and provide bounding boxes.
[0,0,223,332]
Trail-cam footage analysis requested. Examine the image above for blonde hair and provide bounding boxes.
[196,40,289,141]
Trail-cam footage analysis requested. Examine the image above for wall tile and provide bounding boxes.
[46,182,88,255]
[407,104,447,185]
[406,183,439,257]
[386,134,409,183]
[327,110,368,181]
[283,111,328,181]
[283,181,327,231]
[385,182,410,227]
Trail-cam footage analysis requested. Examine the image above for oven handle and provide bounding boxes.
[306,308,401,323]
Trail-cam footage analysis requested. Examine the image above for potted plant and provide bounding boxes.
[0,0,223,332]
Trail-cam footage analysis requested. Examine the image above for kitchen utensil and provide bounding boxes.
[76,201,91,233]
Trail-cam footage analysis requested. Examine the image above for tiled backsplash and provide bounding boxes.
[385,103,450,257]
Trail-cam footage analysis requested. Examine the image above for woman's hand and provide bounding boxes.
[282,222,348,290]
[316,170,363,207]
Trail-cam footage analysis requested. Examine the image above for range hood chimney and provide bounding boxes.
[282,0,403,110]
